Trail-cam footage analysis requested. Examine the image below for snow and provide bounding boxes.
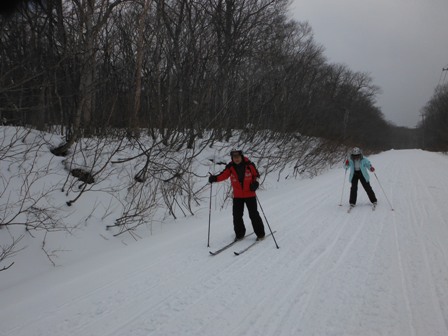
[1,136,448,335]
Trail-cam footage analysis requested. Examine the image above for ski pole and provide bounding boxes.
[374,172,394,211]
[339,168,347,206]
[207,182,212,247]
[256,196,280,249]
[207,159,217,247]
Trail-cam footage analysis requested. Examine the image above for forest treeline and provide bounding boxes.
[419,83,448,151]
[0,0,433,152]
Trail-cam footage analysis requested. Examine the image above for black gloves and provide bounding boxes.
[250,181,259,191]
[208,175,217,183]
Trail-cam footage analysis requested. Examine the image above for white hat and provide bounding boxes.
[351,147,362,155]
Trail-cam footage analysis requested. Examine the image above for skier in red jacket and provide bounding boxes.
[209,150,265,240]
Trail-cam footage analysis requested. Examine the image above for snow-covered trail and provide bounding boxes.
[2,150,448,336]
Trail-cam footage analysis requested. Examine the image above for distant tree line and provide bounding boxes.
[1,0,416,151]
[419,83,448,151]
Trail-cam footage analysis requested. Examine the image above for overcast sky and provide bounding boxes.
[289,0,448,128]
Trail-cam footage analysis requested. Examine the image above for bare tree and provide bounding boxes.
[51,0,130,156]
[0,127,70,269]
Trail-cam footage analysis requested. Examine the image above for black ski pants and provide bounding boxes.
[232,197,265,239]
[349,170,377,205]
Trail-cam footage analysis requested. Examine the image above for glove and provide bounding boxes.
[208,175,217,183]
[370,166,375,172]
[345,159,349,166]
[250,181,259,191]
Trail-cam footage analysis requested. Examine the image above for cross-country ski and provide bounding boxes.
[346,203,377,213]
[209,232,255,255]
[234,231,277,255]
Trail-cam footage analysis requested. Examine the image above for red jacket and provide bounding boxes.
[216,157,260,198]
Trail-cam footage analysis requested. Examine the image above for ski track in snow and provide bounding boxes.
[2,150,448,335]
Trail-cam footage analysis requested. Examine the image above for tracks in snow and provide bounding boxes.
[2,150,448,336]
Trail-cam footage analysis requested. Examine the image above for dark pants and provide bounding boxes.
[232,197,265,238]
[350,171,377,205]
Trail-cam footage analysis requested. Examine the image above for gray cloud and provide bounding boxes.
[290,0,448,127]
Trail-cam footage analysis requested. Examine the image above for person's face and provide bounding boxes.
[232,154,242,164]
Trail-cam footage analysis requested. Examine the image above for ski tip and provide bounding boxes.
[209,251,216,256]
[234,252,240,256]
